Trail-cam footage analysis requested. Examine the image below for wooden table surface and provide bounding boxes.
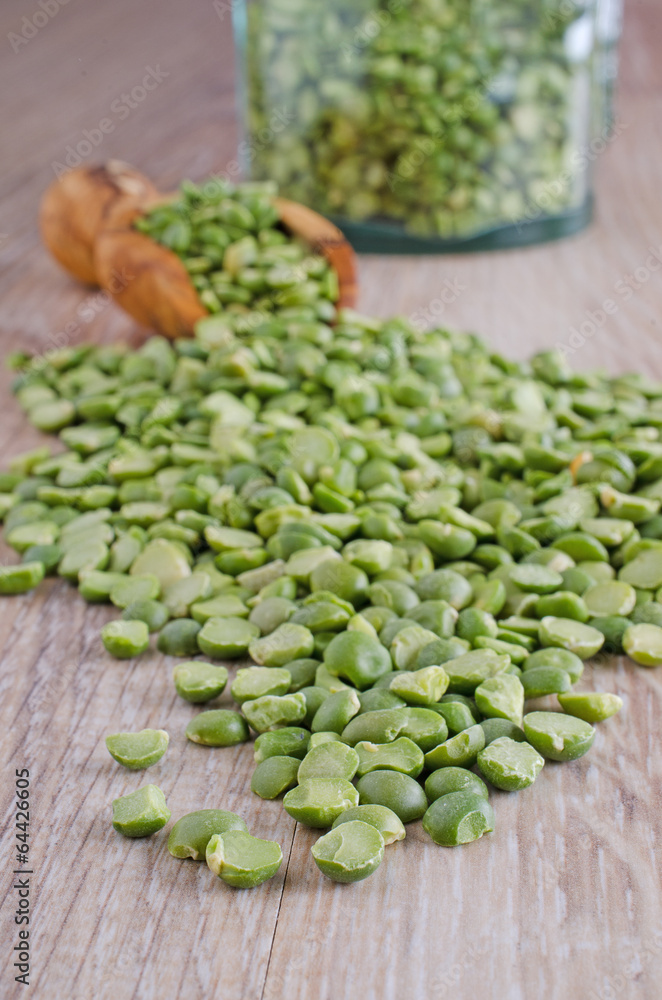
[2,2,662,998]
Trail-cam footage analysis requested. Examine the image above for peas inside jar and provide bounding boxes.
[235,0,619,251]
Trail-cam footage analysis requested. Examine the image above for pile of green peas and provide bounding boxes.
[5,182,662,885]
[134,176,339,317]
[241,0,591,239]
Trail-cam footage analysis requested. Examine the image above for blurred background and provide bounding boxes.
[1,0,661,375]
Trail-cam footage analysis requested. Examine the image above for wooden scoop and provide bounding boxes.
[40,164,358,339]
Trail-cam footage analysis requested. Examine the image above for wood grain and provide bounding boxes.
[1,1,662,998]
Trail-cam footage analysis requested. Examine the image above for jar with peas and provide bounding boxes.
[232,0,622,251]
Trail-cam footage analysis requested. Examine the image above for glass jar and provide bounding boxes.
[233,0,621,253]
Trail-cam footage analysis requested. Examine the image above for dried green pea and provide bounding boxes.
[309,731,343,748]
[290,600,351,633]
[429,700,477,735]
[191,593,249,623]
[157,618,202,656]
[557,691,623,723]
[368,578,420,616]
[163,573,213,617]
[354,737,424,778]
[101,620,150,659]
[0,561,45,594]
[480,718,526,746]
[340,706,447,753]
[206,830,282,888]
[443,649,510,695]
[583,581,637,617]
[22,543,62,575]
[231,666,292,704]
[130,538,192,590]
[173,661,229,703]
[110,531,145,574]
[471,578,507,615]
[619,548,662,590]
[242,692,307,733]
[622,623,662,667]
[538,616,605,659]
[6,519,60,553]
[254,727,310,762]
[283,778,359,828]
[186,709,250,746]
[419,520,477,561]
[59,539,109,580]
[298,740,360,782]
[122,599,170,631]
[356,770,427,824]
[343,539,393,574]
[332,804,405,845]
[251,755,301,799]
[284,657,321,691]
[112,784,170,838]
[422,790,495,847]
[630,601,662,626]
[312,821,384,883]
[477,737,544,791]
[323,630,392,690]
[473,636,529,664]
[292,685,325,727]
[561,566,597,595]
[105,729,169,769]
[415,568,473,608]
[416,637,471,668]
[576,561,615,585]
[311,688,361,734]
[314,662,350,693]
[456,607,498,642]
[424,767,489,803]
[168,809,248,860]
[423,724,485,770]
[30,398,76,432]
[248,596,296,634]
[197,616,260,658]
[390,624,444,671]
[409,599,458,636]
[533,591,589,622]
[589,615,630,654]
[523,647,584,683]
[79,569,126,602]
[523,710,595,761]
[358,689,406,714]
[521,666,572,699]
[509,563,564,594]
[378,617,417,648]
[249,622,315,666]
[552,532,609,563]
